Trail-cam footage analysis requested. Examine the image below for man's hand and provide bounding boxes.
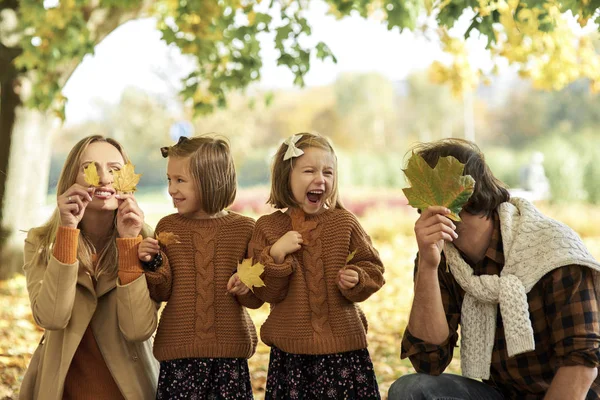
[414,206,458,270]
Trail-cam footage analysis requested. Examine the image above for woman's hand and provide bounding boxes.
[116,194,145,238]
[58,184,94,228]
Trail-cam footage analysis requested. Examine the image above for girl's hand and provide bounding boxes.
[116,194,145,238]
[227,273,250,296]
[270,231,303,263]
[58,184,94,228]
[337,268,359,290]
[138,237,160,262]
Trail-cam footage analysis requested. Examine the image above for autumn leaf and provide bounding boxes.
[83,163,100,187]
[156,232,181,246]
[290,208,318,245]
[346,249,357,264]
[237,258,265,292]
[402,153,475,221]
[113,162,142,193]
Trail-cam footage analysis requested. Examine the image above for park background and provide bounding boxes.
[2,0,600,398]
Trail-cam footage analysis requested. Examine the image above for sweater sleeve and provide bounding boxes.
[248,220,295,304]
[339,217,385,303]
[116,236,159,342]
[116,236,144,284]
[143,220,173,302]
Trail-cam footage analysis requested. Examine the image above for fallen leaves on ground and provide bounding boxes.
[0,230,463,399]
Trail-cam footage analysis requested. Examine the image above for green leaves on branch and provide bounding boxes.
[402,153,475,221]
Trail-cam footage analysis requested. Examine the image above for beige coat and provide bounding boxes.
[19,231,160,400]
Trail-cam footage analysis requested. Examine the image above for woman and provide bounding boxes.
[19,135,159,399]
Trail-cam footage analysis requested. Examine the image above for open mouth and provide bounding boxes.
[94,188,115,200]
[306,190,324,204]
[173,198,185,206]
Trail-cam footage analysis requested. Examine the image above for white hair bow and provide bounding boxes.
[283,134,304,160]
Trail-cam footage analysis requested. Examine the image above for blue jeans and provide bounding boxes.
[387,373,504,400]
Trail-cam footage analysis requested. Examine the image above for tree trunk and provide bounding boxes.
[0,75,57,279]
[0,4,153,279]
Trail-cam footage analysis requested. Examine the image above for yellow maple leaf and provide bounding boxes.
[346,249,357,264]
[83,163,100,187]
[113,162,142,192]
[156,232,181,246]
[237,258,265,292]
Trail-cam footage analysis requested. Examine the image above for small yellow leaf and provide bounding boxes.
[83,163,100,187]
[156,232,181,246]
[113,162,142,193]
[346,249,357,264]
[237,258,265,292]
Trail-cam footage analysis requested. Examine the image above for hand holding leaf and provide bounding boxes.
[156,232,181,246]
[237,258,265,292]
[402,153,475,221]
[84,163,100,187]
[113,162,142,193]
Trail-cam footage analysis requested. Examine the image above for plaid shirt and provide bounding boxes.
[401,212,600,399]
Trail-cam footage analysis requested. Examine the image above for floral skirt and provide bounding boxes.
[265,347,381,400]
[156,357,253,400]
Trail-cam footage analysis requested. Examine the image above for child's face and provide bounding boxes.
[289,147,335,215]
[167,156,206,219]
[76,141,124,212]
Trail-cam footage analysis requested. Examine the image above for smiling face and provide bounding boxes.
[167,156,208,218]
[75,141,124,211]
[289,147,336,215]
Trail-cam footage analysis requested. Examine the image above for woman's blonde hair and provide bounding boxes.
[161,135,237,215]
[267,132,343,210]
[29,135,152,279]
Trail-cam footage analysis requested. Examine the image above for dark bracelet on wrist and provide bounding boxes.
[141,252,163,272]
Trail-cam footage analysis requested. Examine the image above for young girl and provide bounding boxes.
[138,135,263,399]
[250,132,385,399]
[20,135,159,400]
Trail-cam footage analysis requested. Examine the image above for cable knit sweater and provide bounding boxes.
[145,211,263,361]
[249,207,385,355]
[444,197,600,379]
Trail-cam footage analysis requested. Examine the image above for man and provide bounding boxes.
[389,139,600,400]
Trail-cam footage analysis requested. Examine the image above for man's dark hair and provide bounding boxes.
[409,138,510,218]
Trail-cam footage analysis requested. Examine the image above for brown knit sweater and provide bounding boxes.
[145,211,262,361]
[249,207,385,355]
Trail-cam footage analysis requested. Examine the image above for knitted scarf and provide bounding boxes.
[444,197,600,379]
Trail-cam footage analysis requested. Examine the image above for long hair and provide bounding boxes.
[29,135,152,279]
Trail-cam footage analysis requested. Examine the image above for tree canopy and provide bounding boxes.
[7,0,600,117]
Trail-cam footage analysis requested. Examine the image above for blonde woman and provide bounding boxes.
[20,135,159,400]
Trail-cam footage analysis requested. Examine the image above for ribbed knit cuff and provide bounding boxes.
[53,226,80,264]
[117,235,144,285]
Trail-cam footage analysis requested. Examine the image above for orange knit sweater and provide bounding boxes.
[145,211,262,361]
[249,207,385,355]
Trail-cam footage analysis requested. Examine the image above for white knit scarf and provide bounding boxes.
[444,197,600,380]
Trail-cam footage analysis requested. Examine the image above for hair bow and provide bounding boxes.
[160,136,189,158]
[283,134,304,161]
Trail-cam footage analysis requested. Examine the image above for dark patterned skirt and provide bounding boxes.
[265,347,381,400]
[156,357,253,400]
